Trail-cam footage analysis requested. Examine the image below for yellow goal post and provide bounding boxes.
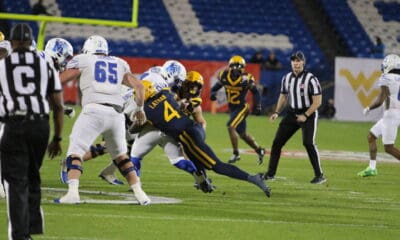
[0,0,139,50]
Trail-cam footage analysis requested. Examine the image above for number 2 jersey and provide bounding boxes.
[378,72,400,110]
[65,54,131,108]
[211,69,260,110]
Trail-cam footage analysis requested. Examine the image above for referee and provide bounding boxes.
[0,23,64,239]
[263,51,326,184]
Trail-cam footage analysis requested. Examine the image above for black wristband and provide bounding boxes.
[53,136,62,142]
[303,112,309,118]
[274,111,280,116]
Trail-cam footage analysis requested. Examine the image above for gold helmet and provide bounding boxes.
[0,31,4,41]
[141,80,157,101]
[228,55,246,70]
[182,71,204,98]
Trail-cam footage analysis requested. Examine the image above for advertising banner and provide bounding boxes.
[334,57,383,121]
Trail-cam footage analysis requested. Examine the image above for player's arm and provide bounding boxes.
[123,73,146,125]
[60,68,80,84]
[304,94,322,117]
[192,105,207,130]
[368,86,389,111]
[210,72,223,101]
[248,74,262,113]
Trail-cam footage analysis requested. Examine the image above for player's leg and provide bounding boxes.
[179,125,271,197]
[226,108,245,163]
[382,113,400,160]
[0,123,5,198]
[237,119,265,165]
[358,120,382,177]
[105,114,150,205]
[55,106,104,203]
[129,126,161,178]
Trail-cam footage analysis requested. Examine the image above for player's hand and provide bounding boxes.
[131,110,147,126]
[363,107,370,115]
[210,94,217,101]
[296,114,307,123]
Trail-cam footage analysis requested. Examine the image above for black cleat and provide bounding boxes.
[194,178,215,193]
[310,175,326,184]
[248,173,271,198]
[228,154,240,163]
[256,148,265,165]
[263,173,275,181]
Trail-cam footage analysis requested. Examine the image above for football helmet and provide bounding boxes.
[82,35,108,55]
[228,55,246,70]
[0,31,4,41]
[381,54,400,74]
[44,38,73,70]
[162,60,187,86]
[142,80,157,101]
[182,70,204,98]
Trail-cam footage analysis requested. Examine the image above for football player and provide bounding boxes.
[359,54,400,177]
[210,55,265,165]
[127,64,214,193]
[54,35,150,205]
[141,80,271,198]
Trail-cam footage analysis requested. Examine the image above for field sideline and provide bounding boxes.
[1,111,399,240]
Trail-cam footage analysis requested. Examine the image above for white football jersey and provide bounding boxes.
[123,67,168,115]
[139,66,169,91]
[66,54,131,107]
[378,73,400,109]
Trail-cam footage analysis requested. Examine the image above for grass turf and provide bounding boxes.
[1,111,399,240]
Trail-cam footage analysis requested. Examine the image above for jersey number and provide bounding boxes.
[226,89,240,104]
[94,61,117,84]
[164,101,181,122]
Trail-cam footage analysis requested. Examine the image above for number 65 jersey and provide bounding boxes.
[66,54,131,108]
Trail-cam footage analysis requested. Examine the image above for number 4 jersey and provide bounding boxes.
[66,54,131,107]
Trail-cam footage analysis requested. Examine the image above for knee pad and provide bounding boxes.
[130,157,142,177]
[66,155,83,173]
[90,143,107,158]
[113,158,135,177]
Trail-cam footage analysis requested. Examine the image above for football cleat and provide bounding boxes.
[99,174,124,185]
[228,154,240,163]
[357,167,378,177]
[134,189,151,205]
[54,192,80,204]
[60,158,68,184]
[310,175,327,184]
[194,178,215,193]
[256,148,265,165]
[64,106,75,118]
[248,173,271,198]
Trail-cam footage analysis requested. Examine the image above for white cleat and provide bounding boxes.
[134,189,151,205]
[99,173,124,185]
[54,192,80,204]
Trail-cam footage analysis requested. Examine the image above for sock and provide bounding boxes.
[369,160,377,170]
[67,179,79,194]
[213,161,248,180]
[233,150,239,156]
[173,159,197,174]
[131,182,142,193]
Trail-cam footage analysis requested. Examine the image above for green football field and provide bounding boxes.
[1,111,399,240]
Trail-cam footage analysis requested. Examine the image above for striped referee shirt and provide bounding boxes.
[0,49,61,118]
[280,70,321,110]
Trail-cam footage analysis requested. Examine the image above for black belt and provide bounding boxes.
[98,103,123,113]
[288,107,308,114]
[2,114,49,122]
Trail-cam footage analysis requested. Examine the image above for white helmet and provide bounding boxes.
[162,60,186,86]
[44,38,73,69]
[381,54,400,74]
[82,35,108,55]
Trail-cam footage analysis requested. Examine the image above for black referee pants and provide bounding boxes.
[266,111,323,177]
[1,119,49,240]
